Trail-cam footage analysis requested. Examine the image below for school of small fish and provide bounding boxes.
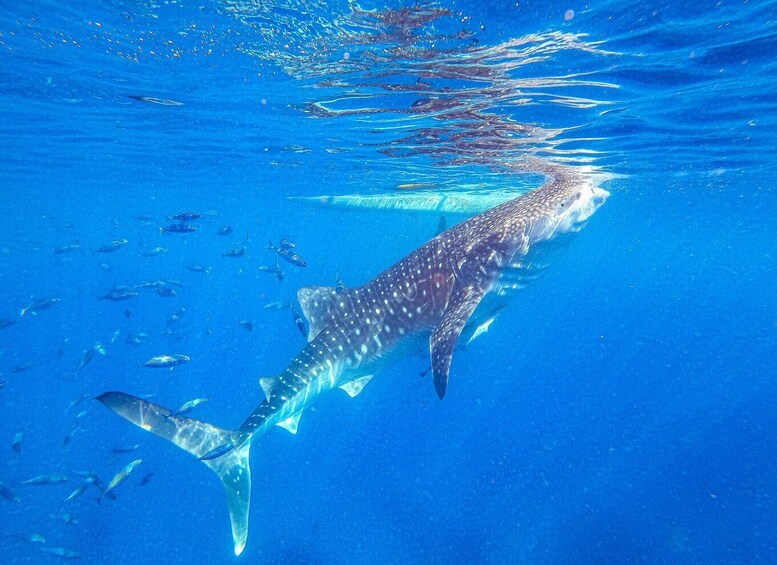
[0,209,313,559]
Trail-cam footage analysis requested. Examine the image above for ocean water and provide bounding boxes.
[1,0,776,563]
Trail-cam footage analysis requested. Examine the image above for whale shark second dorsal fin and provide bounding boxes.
[258,376,276,402]
[297,285,341,341]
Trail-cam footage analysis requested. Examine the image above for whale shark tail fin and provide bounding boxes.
[96,391,252,556]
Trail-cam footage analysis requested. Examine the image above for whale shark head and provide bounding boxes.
[552,182,610,234]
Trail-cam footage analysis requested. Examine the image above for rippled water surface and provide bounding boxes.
[1,1,776,563]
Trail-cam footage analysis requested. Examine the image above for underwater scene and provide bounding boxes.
[1,0,776,563]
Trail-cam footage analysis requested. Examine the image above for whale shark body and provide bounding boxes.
[97,170,609,555]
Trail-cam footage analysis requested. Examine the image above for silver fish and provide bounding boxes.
[21,473,69,485]
[39,546,81,559]
[143,354,190,369]
[172,397,209,416]
[20,297,61,317]
[101,459,142,500]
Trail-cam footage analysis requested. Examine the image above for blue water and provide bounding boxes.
[1,0,776,562]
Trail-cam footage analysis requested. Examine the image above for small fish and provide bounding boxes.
[168,211,201,221]
[20,297,62,317]
[166,307,186,323]
[8,532,46,544]
[74,471,99,484]
[0,318,16,329]
[258,256,284,281]
[143,354,190,369]
[51,512,79,525]
[129,94,183,106]
[63,484,88,501]
[279,238,296,249]
[160,223,198,234]
[263,301,287,310]
[172,397,209,416]
[142,247,168,257]
[55,243,80,254]
[21,473,69,485]
[73,348,95,376]
[68,475,116,500]
[268,241,307,267]
[155,286,177,298]
[222,248,246,258]
[135,214,155,224]
[96,239,129,253]
[100,288,139,301]
[64,411,86,445]
[217,225,233,236]
[39,546,81,559]
[124,332,148,345]
[289,304,307,337]
[110,329,121,344]
[111,444,141,454]
[0,380,6,391]
[67,394,92,412]
[0,480,20,502]
[185,264,211,273]
[124,308,133,319]
[102,459,142,501]
[237,320,254,332]
[63,418,83,448]
[9,364,33,373]
[134,280,162,290]
[138,472,154,486]
[11,432,22,454]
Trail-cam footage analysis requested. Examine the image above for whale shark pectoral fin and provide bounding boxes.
[297,286,341,341]
[276,412,301,434]
[339,375,374,398]
[430,286,487,399]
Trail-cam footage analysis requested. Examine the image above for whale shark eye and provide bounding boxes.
[576,192,582,199]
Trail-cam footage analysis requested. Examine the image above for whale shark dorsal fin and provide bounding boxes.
[339,375,374,398]
[258,377,276,402]
[276,412,301,434]
[297,285,341,341]
[430,286,487,399]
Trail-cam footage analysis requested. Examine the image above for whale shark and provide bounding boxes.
[97,168,609,555]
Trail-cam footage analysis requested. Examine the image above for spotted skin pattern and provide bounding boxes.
[97,170,609,556]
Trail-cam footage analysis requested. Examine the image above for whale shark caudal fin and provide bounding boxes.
[96,391,252,556]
